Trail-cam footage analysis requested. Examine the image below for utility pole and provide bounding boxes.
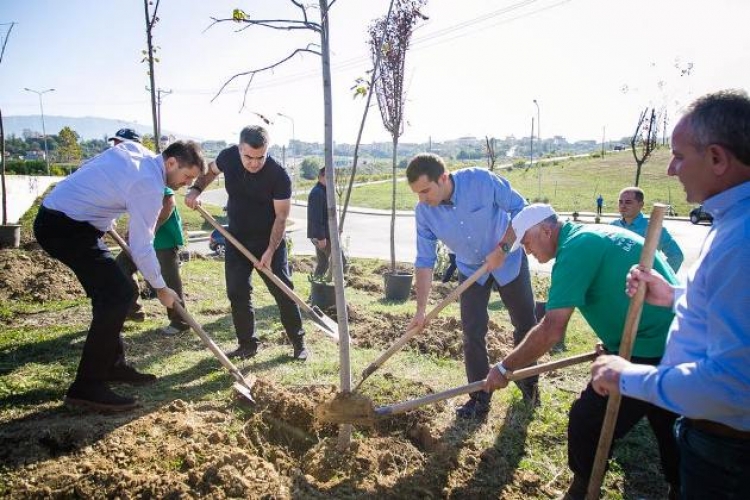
[24,87,55,175]
[277,113,296,193]
[146,87,172,145]
[529,117,535,172]
[602,126,606,157]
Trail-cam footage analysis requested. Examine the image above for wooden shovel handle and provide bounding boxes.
[356,263,489,388]
[107,229,255,391]
[376,350,599,417]
[586,204,667,499]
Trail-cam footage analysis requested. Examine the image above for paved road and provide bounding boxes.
[191,189,709,280]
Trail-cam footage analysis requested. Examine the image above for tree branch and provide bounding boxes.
[211,46,322,108]
[206,16,321,33]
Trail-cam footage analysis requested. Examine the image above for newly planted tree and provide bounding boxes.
[368,0,427,280]
[143,0,161,152]
[208,0,353,447]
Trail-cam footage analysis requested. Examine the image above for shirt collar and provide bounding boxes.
[703,180,750,221]
[441,174,457,206]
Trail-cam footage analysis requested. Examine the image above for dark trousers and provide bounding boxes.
[33,207,133,384]
[115,246,187,329]
[224,237,303,347]
[676,418,750,500]
[156,248,188,329]
[459,253,538,403]
[567,358,680,490]
[442,253,457,283]
[313,239,348,278]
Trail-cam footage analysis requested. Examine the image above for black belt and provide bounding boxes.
[687,418,750,440]
[40,205,68,218]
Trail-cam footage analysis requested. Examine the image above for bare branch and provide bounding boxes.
[211,47,322,106]
[148,0,161,31]
[207,16,321,33]
[328,0,338,9]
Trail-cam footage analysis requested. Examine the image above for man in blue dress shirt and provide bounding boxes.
[591,89,750,499]
[610,186,684,272]
[406,153,538,419]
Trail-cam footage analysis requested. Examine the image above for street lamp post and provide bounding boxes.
[24,87,55,175]
[277,113,296,193]
[533,99,541,199]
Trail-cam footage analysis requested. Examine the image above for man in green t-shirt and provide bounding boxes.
[117,188,189,335]
[484,204,680,500]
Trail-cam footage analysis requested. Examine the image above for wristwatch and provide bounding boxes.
[495,361,510,378]
[499,242,511,254]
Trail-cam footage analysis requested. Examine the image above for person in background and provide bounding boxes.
[591,89,750,500]
[185,125,309,361]
[610,186,684,272]
[486,203,681,500]
[307,167,331,278]
[108,128,141,147]
[34,140,205,411]
[596,194,604,216]
[406,153,538,419]
[116,188,190,335]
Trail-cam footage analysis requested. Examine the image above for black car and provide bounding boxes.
[689,205,713,225]
[208,225,228,256]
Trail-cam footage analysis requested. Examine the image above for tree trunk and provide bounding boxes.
[1,107,7,226]
[144,0,160,152]
[318,0,352,449]
[390,136,398,274]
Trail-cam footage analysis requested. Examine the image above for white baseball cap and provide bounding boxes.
[511,203,557,252]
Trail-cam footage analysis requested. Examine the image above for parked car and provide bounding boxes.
[689,205,713,225]
[208,225,228,256]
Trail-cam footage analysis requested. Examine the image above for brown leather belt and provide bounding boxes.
[687,419,750,440]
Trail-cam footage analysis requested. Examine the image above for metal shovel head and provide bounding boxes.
[232,381,256,404]
[314,392,376,426]
[308,305,340,341]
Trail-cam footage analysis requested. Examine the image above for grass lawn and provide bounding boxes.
[337,149,692,216]
[0,249,672,499]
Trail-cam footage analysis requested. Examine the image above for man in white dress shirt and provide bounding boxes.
[34,140,206,411]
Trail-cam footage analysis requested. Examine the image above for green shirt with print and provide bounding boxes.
[547,221,677,358]
[153,187,184,250]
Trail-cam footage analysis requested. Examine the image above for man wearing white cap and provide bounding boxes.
[485,203,681,500]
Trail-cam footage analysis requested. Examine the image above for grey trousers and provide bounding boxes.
[459,253,538,403]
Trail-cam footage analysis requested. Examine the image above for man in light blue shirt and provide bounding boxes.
[406,153,538,419]
[611,186,684,272]
[591,90,750,499]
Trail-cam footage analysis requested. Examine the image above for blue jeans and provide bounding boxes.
[676,418,750,500]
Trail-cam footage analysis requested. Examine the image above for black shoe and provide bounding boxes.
[108,363,157,386]
[557,475,587,500]
[292,338,310,361]
[226,343,259,360]
[455,398,490,420]
[64,381,139,412]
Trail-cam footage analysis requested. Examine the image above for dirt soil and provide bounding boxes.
[0,249,84,303]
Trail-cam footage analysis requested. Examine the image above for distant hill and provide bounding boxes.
[3,115,199,141]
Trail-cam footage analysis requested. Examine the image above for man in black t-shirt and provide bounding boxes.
[186,126,308,361]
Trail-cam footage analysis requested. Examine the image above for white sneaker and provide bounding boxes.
[160,325,186,335]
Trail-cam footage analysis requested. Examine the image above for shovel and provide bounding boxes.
[354,263,489,391]
[195,205,339,342]
[108,230,256,403]
[318,350,599,425]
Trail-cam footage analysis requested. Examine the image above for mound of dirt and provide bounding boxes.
[3,400,288,499]
[301,437,425,492]
[350,310,514,360]
[0,249,83,303]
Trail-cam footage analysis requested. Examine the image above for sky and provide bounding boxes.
[1,0,749,147]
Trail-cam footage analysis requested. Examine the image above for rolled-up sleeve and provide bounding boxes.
[414,211,438,269]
